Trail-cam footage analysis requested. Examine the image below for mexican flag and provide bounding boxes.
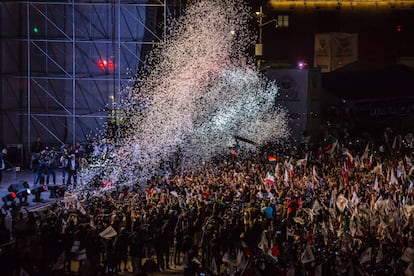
[322,137,338,155]
[266,171,275,185]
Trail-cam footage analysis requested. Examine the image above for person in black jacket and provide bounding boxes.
[66,154,80,187]
[0,147,7,184]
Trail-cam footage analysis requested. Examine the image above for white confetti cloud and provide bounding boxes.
[91,0,290,183]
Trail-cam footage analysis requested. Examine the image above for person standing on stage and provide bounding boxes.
[31,136,43,169]
[0,147,7,184]
[66,154,80,188]
[60,147,70,184]
[46,150,59,186]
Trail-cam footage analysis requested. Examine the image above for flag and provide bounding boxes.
[401,247,414,263]
[362,142,371,160]
[368,154,373,169]
[266,171,275,185]
[275,163,280,179]
[236,249,248,270]
[271,245,280,257]
[343,161,349,184]
[284,168,289,184]
[371,163,383,176]
[360,247,372,264]
[312,166,318,182]
[288,162,295,178]
[390,169,397,185]
[268,155,277,166]
[343,148,354,163]
[99,225,117,239]
[336,194,348,213]
[301,245,315,264]
[322,137,338,155]
[405,262,414,276]
[296,154,308,167]
[351,191,359,205]
[373,176,379,191]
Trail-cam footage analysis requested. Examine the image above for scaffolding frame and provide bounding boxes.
[1,0,185,156]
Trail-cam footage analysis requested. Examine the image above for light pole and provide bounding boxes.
[255,6,278,70]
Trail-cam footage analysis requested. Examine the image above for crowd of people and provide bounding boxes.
[1,127,414,276]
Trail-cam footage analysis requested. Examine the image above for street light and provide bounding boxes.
[255,6,278,69]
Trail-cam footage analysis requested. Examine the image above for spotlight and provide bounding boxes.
[16,189,31,206]
[8,182,30,206]
[2,192,16,208]
[49,184,66,198]
[31,184,47,203]
[297,61,308,70]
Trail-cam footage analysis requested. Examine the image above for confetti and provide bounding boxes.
[85,0,290,185]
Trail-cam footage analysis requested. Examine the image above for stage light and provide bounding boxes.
[48,184,65,198]
[107,60,114,70]
[297,61,308,70]
[2,192,16,208]
[31,184,47,203]
[33,26,39,34]
[98,59,115,71]
[98,60,106,70]
[8,181,30,206]
[16,189,30,206]
[8,181,30,193]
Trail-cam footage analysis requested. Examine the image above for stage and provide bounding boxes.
[1,168,60,211]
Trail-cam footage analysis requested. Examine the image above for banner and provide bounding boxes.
[314,33,358,72]
[314,33,332,72]
[331,33,358,71]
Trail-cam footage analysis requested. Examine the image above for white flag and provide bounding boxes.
[373,176,379,191]
[390,169,397,185]
[360,247,372,264]
[99,225,117,239]
[301,245,315,264]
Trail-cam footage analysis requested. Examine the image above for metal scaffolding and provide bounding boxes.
[1,0,185,157]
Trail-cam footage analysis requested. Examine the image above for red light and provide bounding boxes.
[397,25,402,32]
[98,59,115,71]
[11,192,16,199]
[98,60,106,70]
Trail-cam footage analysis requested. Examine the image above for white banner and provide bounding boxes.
[314,33,358,72]
[331,33,358,71]
[314,33,331,72]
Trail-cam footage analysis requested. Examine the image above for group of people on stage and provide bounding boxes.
[1,126,414,276]
[30,137,81,189]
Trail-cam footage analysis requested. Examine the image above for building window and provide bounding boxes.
[277,15,289,28]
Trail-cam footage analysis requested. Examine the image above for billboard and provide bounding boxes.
[314,33,358,72]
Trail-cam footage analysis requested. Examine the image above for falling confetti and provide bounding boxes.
[84,0,290,185]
